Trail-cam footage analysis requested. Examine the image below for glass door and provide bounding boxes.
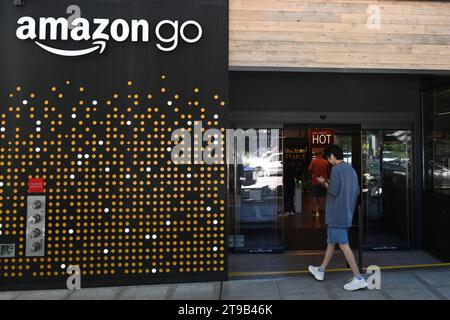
[362,130,412,249]
[228,129,284,252]
[333,127,362,253]
[282,124,362,250]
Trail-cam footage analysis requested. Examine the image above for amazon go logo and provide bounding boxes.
[16,16,202,57]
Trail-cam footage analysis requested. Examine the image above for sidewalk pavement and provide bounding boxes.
[1,267,450,300]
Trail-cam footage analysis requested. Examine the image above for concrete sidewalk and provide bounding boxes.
[1,267,450,300]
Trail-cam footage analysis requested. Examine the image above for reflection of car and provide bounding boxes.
[241,167,256,186]
[430,160,450,189]
[246,152,282,177]
[382,157,408,172]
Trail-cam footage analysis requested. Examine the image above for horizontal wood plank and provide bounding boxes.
[230,0,450,70]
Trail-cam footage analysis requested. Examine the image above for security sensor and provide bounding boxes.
[13,0,24,6]
[320,114,327,120]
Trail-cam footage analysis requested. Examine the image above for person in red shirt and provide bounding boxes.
[308,151,330,216]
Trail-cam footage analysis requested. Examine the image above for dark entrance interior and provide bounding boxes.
[228,124,413,253]
[282,124,362,250]
[228,124,362,252]
[227,71,430,273]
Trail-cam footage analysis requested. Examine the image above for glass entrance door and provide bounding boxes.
[362,130,412,249]
[228,129,284,252]
[228,125,363,253]
[282,124,362,250]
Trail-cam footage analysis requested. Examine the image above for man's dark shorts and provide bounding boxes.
[311,184,326,198]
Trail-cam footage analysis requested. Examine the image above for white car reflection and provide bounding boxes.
[431,161,450,189]
[241,176,283,191]
[244,152,283,177]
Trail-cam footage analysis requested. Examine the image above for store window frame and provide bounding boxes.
[361,128,414,251]
[423,87,450,196]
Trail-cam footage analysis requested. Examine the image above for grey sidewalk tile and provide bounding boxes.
[282,292,331,300]
[375,272,428,290]
[14,289,72,300]
[333,289,386,300]
[321,274,353,286]
[3,266,450,300]
[276,277,328,294]
[325,274,387,300]
[221,280,281,300]
[434,286,450,299]
[415,270,450,287]
[384,288,441,300]
[0,291,21,300]
[116,285,171,300]
[68,287,122,300]
[171,282,221,300]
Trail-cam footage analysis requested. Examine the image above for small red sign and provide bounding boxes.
[28,178,44,193]
[309,128,335,147]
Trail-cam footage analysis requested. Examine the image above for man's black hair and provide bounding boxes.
[324,145,344,160]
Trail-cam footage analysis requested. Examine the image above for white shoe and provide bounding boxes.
[343,277,368,291]
[308,265,324,281]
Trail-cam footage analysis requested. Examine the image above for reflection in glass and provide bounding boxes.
[229,129,284,252]
[335,135,352,164]
[362,130,412,249]
[425,88,450,195]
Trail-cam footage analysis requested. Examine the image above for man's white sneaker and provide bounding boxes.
[308,265,324,281]
[343,277,368,291]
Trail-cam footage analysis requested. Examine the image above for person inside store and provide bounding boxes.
[284,164,297,216]
[308,150,329,216]
[308,145,368,291]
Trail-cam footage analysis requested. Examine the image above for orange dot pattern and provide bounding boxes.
[0,76,227,285]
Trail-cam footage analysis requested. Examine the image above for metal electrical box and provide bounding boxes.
[25,196,46,257]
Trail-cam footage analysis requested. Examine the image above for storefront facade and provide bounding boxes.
[227,0,450,261]
[0,0,450,290]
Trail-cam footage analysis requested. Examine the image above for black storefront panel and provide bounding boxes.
[0,0,228,290]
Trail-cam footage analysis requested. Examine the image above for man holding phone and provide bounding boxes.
[308,145,367,291]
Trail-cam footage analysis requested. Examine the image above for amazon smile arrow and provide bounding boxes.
[34,40,107,57]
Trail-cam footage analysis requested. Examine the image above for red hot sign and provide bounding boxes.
[309,128,335,147]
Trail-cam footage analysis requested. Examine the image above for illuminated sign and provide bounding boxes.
[16,16,203,56]
[309,128,335,147]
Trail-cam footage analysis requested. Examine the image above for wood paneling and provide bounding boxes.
[230,0,450,70]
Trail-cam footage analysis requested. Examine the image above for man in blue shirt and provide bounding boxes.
[308,145,368,291]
